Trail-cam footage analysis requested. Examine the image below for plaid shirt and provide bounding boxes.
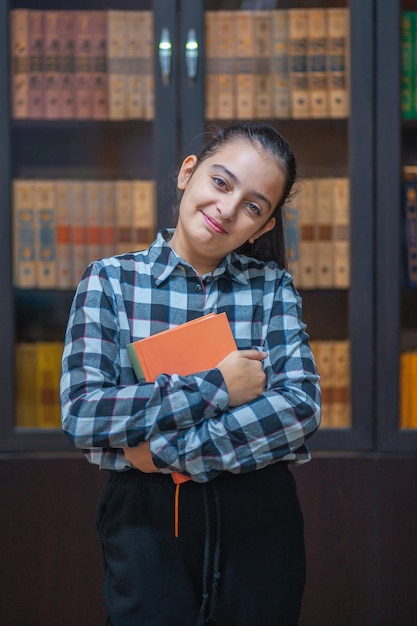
[61,230,321,482]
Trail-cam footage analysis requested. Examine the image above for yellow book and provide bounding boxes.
[327,8,350,118]
[13,179,37,288]
[10,9,30,119]
[34,180,57,288]
[107,10,127,120]
[254,10,273,119]
[204,11,218,120]
[288,8,309,119]
[217,11,236,120]
[316,178,334,288]
[307,8,329,118]
[235,11,256,120]
[331,340,351,428]
[271,9,290,119]
[131,180,156,252]
[298,178,317,289]
[332,177,350,288]
[15,343,38,428]
[115,180,133,254]
[36,341,63,428]
[409,352,417,429]
[400,351,412,429]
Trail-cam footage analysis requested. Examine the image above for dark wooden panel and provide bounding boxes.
[294,456,378,626]
[0,456,107,626]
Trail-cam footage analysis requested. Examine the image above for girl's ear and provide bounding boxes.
[177,155,198,190]
[249,217,276,244]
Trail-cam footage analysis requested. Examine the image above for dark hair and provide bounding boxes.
[189,121,298,268]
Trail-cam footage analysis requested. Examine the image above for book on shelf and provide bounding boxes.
[288,8,309,119]
[34,180,57,288]
[332,177,350,289]
[141,11,155,121]
[235,11,256,119]
[400,350,417,429]
[204,11,218,120]
[45,11,61,120]
[71,181,87,286]
[15,342,64,429]
[126,312,237,383]
[85,180,103,265]
[271,9,290,119]
[254,10,273,119]
[107,9,127,120]
[91,10,108,120]
[11,9,30,119]
[59,11,76,119]
[284,204,300,286]
[401,11,415,120]
[101,181,117,258]
[28,9,45,119]
[74,11,93,119]
[115,179,133,254]
[307,8,329,119]
[217,11,236,120]
[401,179,417,289]
[13,179,36,288]
[126,10,142,120]
[56,180,72,289]
[327,7,350,118]
[298,178,317,289]
[315,178,334,288]
[131,180,156,252]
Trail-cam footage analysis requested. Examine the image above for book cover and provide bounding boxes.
[28,9,45,119]
[107,10,128,120]
[74,10,93,119]
[44,11,61,119]
[288,8,309,119]
[56,180,73,289]
[131,180,156,252]
[204,11,218,120]
[332,177,350,289]
[34,180,57,288]
[327,7,350,119]
[115,180,133,254]
[59,11,76,119]
[271,9,290,119]
[13,179,36,288]
[316,177,334,288]
[217,11,236,120]
[126,312,237,382]
[307,8,329,119]
[10,9,30,119]
[235,11,255,120]
[91,10,108,120]
[298,178,317,288]
[254,10,272,119]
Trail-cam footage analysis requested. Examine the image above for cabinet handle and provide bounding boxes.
[159,27,172,85]
[185,29,198,80]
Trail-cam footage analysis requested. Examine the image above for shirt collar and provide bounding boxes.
[148,229,249,286]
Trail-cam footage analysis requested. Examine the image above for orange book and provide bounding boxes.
[126,312,237,488]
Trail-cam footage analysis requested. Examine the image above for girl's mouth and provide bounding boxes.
[202,212,228,234]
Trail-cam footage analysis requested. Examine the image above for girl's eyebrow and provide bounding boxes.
[210,163,272,210]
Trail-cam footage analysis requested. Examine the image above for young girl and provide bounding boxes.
[61,121,321,626]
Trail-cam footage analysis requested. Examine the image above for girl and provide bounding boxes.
[61,121,321,626]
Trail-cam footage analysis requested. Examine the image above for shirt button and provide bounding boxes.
[195,284,202,292]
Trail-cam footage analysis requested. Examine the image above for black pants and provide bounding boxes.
[97,462,306,626]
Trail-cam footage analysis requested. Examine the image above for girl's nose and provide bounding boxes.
[217,197,238,220]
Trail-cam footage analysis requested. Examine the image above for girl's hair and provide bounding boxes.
[189,121,298,268]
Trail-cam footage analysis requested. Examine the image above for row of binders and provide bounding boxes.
[13,178,156,290]
[285,177,350,290]
[10,9,154,121]
[205,8,350,121]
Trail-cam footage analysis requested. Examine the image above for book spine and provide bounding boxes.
[331,340,351,427]
[307,8,329,119]
[235,11,256,120]
[36,341,63,428]
[34,180,57,288]
[59,11,76,119]
[74,10,93,119]
[298,178,317,288]
[315,178,334,288]
[131,180,156,251]
[271,9,290,119]
[13,179,37,288]
[28,10,45,119]
[401,12,414,119]
[402,180,417,288]
[10,9,30,119]
[332,177,350,289]
[217,11,236,120]
[288,8,309,119]
[91,10,108,120]
[400,351,411,429]
[254,10,273,119]
[15,343,39,428]
[44,11,61,120]
[107,10,128,120]
[101,181,117,258]
[311,340,333,428]
[115,180,133,254]
[85,180,103,265]
[204,11,218,120]
[142,11,155,121]
[410,352,417,428]
[327,7,350,119]
[56,180,73,289]
[126,11,142,119]
[70,181,87,286]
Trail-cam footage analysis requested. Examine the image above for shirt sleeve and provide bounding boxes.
[149,274,322,482]
[60,261,229,452]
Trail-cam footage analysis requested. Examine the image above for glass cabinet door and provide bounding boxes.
[201,0,375,449]
[377,0,417,451]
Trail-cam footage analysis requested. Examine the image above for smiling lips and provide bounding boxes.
[202,212,228,234]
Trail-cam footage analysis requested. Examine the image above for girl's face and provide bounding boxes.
[170,140,285,275]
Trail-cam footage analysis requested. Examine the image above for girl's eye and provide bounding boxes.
[213,176,227,189]
[244,202,261,216]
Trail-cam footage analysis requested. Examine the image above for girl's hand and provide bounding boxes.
[216,349,267,407]
[123,441,159,473]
